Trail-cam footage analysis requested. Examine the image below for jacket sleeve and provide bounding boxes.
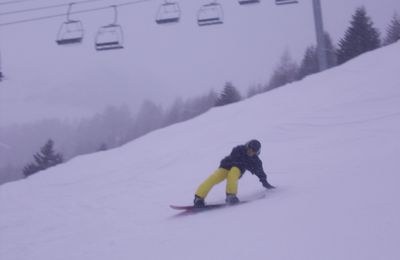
[250,157,268,186]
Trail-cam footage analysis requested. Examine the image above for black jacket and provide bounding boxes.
[219,145,269,186]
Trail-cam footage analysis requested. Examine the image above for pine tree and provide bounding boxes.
[97,143,108,151]
[134,100,164,137]
[164,98,185,125]
[384,12,400,45]
[298,33,337,80]
[23,163,39,177]
[267,50,299,90]
[215,82,242,107]
[247,83,265,98]
[23,139,63,177]
[336,6,381,65]
[298,46,318,80]
[324,32,337,68]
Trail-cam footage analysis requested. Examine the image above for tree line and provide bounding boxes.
[1,6,399,183]
[249,7,400,96]
[0,90,219,181]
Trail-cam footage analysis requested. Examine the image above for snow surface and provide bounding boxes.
[1,42,400,260]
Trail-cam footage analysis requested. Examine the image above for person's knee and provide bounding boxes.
[229,167,241,178]
[226,167,240,194]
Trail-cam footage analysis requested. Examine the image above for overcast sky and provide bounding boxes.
[0,0,399,126]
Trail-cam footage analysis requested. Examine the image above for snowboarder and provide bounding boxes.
[193,139,275,207]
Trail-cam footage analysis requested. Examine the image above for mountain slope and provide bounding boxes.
[1,42,400,260]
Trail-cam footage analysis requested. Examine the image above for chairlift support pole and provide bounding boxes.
[66,2,74,22]
[312,0,328,71]
[111,5,118,25]
[0,50,3,81]
[276,0,327,71]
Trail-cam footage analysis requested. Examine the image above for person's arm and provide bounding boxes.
[252,158,276,189]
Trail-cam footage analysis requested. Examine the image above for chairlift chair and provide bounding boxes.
[156,1,181,24]
[95,24,124,51]
[275,0,298,5]
[56,3,84,45]
[197,2,224,26]
[56,20,84,45]
[95,6,124,51]
[238,0,260,5]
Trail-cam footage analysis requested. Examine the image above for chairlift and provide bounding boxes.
[156,1,181,24]
[238,0,260,5]
[56,3,84,45]
[95,25,124,51]
[275,0,298,5]
[197,1,224,26]
[95,6,124,51]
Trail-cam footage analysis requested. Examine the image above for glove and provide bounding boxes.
[263,181,276,189]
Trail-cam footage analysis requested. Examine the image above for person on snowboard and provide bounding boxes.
[194,139,275,207]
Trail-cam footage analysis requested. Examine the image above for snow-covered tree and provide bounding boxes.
[298,33,337,80]
[23,139,63,177]
[164,98,185,125]
[215,82,242,106]
[384,12,400,46]
[267,50,299,90]
[184,91,217,119]
[324,32,337,68]
[298,46,318,80]
[247,83,265,98]
[134,100,165,137]
[336,6,381,65]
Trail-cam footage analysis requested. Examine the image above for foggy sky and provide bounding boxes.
[0,0,399,126]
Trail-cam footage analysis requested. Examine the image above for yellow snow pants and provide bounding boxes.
[195,167,241,198]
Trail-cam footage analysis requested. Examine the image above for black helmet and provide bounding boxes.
[246,139,261,154]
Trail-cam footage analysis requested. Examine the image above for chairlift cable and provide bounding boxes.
[0,0,108,16]
[0,0,31,6]
[0,0,154,27]
[0,0,300,27]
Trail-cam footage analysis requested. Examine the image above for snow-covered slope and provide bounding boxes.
[1,42,400,260]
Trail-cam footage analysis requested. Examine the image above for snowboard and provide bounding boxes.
[170,190,267,214]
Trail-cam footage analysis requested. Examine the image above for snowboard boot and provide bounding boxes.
[193,195,205,208]
[225,193,240,205]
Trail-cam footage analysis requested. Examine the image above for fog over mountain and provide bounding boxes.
[0,0,399,125]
